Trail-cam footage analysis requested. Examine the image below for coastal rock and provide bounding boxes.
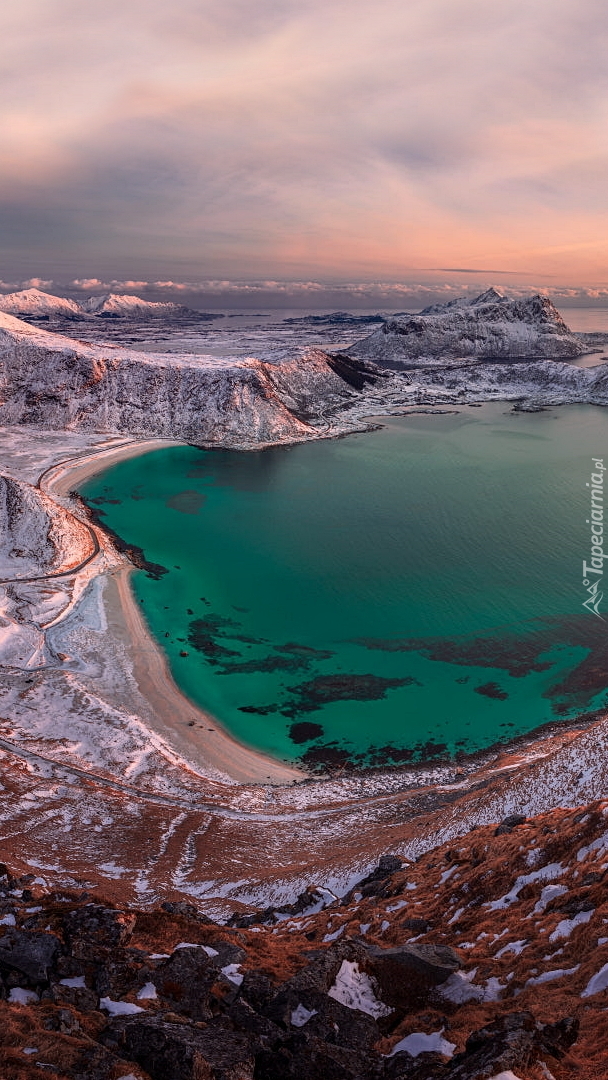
[350,289,585,366]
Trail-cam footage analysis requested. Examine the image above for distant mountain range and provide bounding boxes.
[0,287,220,321]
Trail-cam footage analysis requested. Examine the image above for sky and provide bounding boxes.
[1,0,608,304]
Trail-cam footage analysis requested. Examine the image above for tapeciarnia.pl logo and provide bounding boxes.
[582,458,606,620]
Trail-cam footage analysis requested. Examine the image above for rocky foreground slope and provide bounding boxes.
[350,289,585,366]
[3,801,608,1079]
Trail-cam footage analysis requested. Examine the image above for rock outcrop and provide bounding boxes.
[351,289,585,366]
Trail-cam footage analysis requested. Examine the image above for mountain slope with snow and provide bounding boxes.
[1,800,607,1078]
[82,292,213,319]
[351,289,585,366]
[0,288,84,320]
[0,312,376,446]
[0,474,92,579]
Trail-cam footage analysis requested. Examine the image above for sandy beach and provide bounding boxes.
[42,437,304,787]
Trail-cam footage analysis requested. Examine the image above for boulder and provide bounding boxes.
[112,1015,258,1080]
[494,814,527,836]
[364,944,461,1010]
[63,905,136,948]
[254,1037,384,1080]
[161,900,213,923]
[51,979,99,1012]
[0,927,60,982]
[152,945,218,1019]
[444,1011,578,1079]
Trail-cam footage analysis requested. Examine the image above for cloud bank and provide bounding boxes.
[2,276,608,311]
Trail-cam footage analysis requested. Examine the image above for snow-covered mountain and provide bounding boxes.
[82,292,213,319]
[0,288,218,323]
[351,288,585,366]
[0,312,376,446]
[0,287,85,320]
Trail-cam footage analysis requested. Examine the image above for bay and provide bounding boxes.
[80,402,608,770]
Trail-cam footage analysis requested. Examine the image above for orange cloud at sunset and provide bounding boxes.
[0,0,606,286]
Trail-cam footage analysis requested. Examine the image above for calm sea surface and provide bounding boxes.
[80,403,608,770]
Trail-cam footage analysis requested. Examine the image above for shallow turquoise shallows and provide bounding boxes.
[80,403,608,770]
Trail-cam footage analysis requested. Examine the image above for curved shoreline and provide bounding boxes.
[43,438,304,786]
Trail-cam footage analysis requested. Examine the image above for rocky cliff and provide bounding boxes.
[351,289,585,366]
[0,314,379,447]
[2,800,608,1079]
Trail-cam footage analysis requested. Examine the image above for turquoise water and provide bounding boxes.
[80,403,608,770]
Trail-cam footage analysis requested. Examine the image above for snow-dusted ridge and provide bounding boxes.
[0,311,378,446]
[81,292,212,319]
[0,287,215,322]
[0,301,607,452]
[350,287,586,366]
[0,287,85,320]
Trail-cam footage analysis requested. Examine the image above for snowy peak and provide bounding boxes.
[470,285,506,306]
[0,288,84,320]
[352,290,582,366]
[82,292,199,319]
[0,288,215,323]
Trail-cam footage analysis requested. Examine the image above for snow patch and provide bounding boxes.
[525,965,580,987]
[9,987,39,1005]
[532,884,568,915]
[438,969,484,1004]
[100,997,144,1016]
[222,963,243,986]
[486,863,564,911]
[581,962,608,997]
[291,1004,317,1027]
[328,960,392,1018]
[549,909,593,942]
[495,940,528,959]
[389,1030,456,1058]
